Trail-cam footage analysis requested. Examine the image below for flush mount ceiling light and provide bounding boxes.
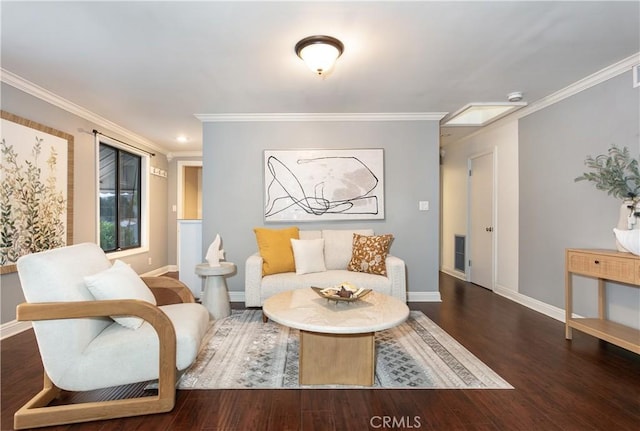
[443,102,526,127]
[295,35,344,76]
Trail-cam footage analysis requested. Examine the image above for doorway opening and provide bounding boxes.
[177,161,202,220]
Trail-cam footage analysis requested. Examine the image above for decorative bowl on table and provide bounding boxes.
[311,282,372,302]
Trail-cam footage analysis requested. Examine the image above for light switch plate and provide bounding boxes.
[419,201,429,211]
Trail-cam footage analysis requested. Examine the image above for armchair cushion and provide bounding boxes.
[84,260,157,329]
[72,303,209,390]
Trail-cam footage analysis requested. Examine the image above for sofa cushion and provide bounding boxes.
[348,233,394,276]
[84,260,157,330]
[299,230,321,240]
[254,226,300,275]
[322,229,374,270]
[260,269,392,303]
[291,238,326,275]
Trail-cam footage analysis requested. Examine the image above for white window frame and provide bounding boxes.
[95,134,150,258]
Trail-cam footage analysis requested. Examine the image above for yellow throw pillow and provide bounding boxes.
[254,227,300,276]
[347,233,394,276]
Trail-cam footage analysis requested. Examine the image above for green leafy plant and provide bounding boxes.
[0,137,66,265]
[100,220,116,251]
[575,145,640,201]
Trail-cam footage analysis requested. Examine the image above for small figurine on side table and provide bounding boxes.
[205,234,225,267]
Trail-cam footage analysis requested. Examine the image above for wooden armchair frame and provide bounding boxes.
[14,278,192,430]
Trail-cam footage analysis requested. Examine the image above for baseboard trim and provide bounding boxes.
[0,320,32,340]
[408,291,442,302]
[142,265,174,277]
[229,291,245,303]
[494,284,566,322]
[440,266,467,281]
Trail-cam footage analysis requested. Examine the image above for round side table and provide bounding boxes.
[195,262,236,320]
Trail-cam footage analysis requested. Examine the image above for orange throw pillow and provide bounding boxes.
[347,233,394,276]
[254,227,300,276]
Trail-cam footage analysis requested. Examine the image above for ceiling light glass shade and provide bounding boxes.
[295,35,344,76]
[443,103,526,126]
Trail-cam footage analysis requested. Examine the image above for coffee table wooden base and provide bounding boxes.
[299,330,375,386]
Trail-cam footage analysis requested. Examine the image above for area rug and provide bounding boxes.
[177,310,512,389]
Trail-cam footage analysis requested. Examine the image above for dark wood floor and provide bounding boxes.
[2,272,639,430]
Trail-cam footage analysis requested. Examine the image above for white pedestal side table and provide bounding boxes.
[195,262,235,320]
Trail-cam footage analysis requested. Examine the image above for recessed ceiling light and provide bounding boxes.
[176,135,189,143]
[443,103,526,127]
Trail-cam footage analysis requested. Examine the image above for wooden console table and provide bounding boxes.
[565,248,640,354]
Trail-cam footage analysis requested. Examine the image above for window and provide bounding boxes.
[98,141,145,253]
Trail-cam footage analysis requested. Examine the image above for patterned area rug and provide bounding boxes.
[178,309,512,389]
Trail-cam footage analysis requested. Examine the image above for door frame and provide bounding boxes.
[466,149,498,290]
[176,160,203,220]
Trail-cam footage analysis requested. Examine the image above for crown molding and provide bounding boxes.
[0,68,168,155]
[166,150,203,161]
[448,52,640,146]
[515,52,640,119]
[195,112,447,122]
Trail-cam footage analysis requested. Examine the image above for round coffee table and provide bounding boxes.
[263,288,409,386]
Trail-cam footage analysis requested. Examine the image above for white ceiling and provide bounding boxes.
[1,1,638,154]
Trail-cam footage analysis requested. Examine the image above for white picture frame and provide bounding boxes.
[264,149,384,222]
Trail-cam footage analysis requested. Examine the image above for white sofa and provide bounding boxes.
[245,229,406,306]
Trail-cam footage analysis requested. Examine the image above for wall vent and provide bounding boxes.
[454,235,466,272]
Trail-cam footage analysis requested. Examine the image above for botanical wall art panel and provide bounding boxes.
[264,148,384,222]
[0,111,74,274]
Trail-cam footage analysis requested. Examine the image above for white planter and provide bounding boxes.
[616,200,640,252]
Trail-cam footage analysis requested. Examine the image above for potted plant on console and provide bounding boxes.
[575,145,640,254]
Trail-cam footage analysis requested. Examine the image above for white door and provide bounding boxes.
[469,152,494,289]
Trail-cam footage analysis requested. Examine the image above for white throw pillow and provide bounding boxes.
[291,238,327,275]
[84,260,157,329]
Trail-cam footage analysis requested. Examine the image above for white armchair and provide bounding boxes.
[13,243,210,429]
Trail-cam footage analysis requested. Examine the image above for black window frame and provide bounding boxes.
[98,142,142,253]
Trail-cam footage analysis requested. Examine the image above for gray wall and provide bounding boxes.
[201,120,441,297]
[519,71,640,327]
[0,84,170,323]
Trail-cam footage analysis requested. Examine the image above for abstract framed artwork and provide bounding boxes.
[264,148,384,222]
[0,111,74,274]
